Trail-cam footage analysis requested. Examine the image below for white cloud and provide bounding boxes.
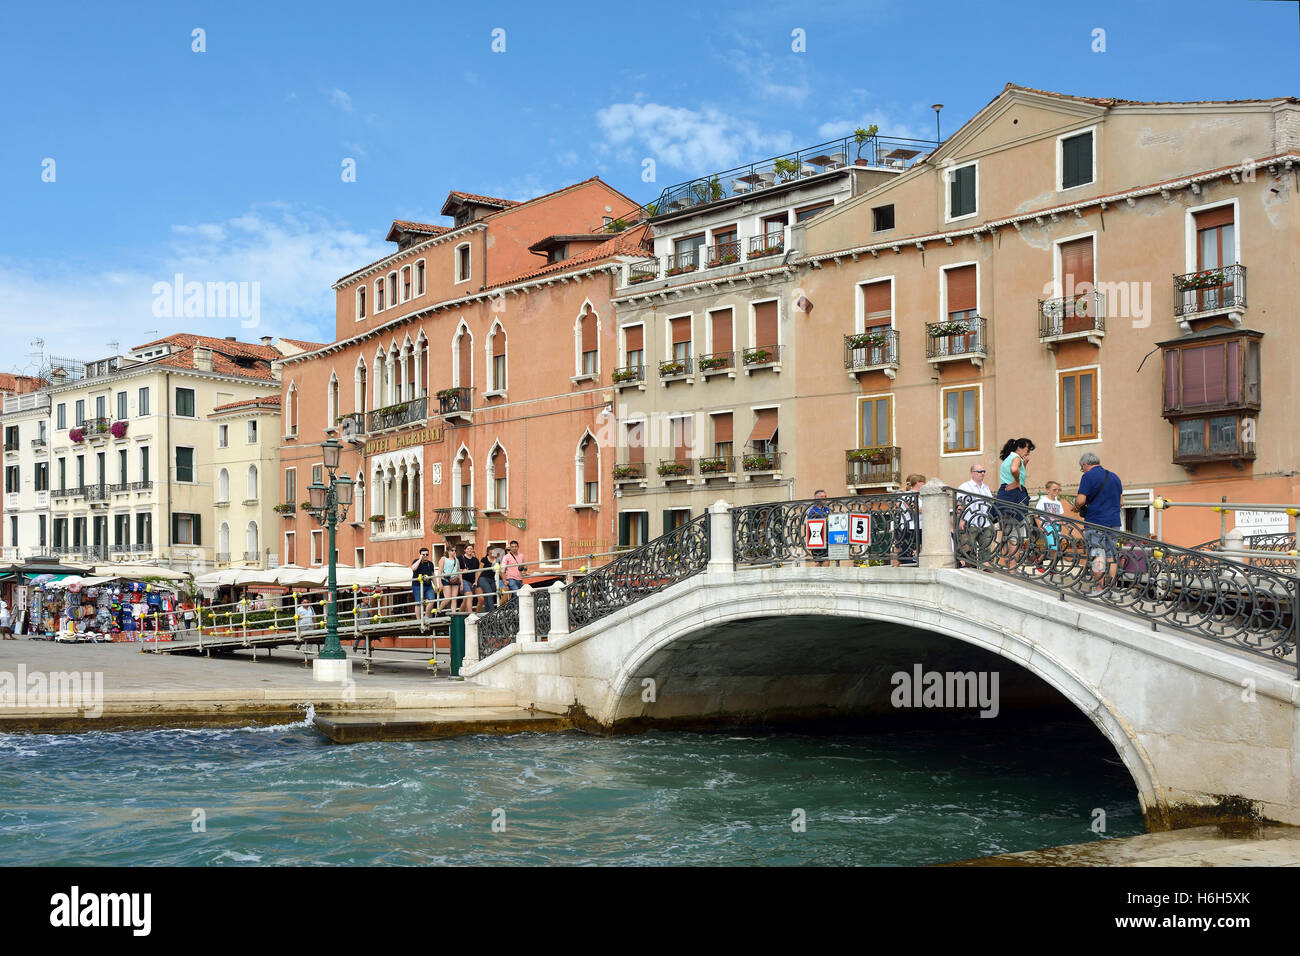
[556,150,579,167]
[816,110,930,146]
[0,204,386,369]
[596,102,794,176]
[329,88,353,112]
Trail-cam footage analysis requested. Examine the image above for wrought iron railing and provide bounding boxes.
[613,461,647,481]
[338,412,366,436]
[665,249,699,276]
[846,447,902,486]
[438,388,472,417]
[706,240,742,268]
[732,493,918,566]
[432,507,477,534]
[1038,291,1107,339]
[627,258,660,284]
[658,356,693,379]
[741,451,783,473]
[243,551,261,563]
[478,596,519,659]
[367,396,427,433]
[747,233,785,259]
[534,588,551,641]
[697,455,736,477]
[697,351,735,374]
[742,344,782,367]
[657,457,695,479]
[950,489,1296,668]
[612,364,646,386]
[82,417,112,439]
[1173,263,1246,317]
[87,483,110,502]
[925,316,987,359]
[844,329,899,370]
[567,512,710,631]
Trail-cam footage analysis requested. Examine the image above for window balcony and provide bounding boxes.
[81,417,112,441]
[437,388,472,423]
[1038,291,1106,349]
[742,344,782,373]
[697,351,736,378]
[746,234,784,260]
[432,507,477,537]
[1173,263,1246,329]
[846,447,902,488]
[658,356,693,384]
[697,455,737,479]
[705,240,742,269]
[612,365,646,390]
[925,316,988,368]
[274,502,297,517]
[627,258,661,286]
[367,396,427,433]
[337,412,366,443]
[1159,328,1261,470]
[657,458,694,482]
[844,329,900,379]
[87,483,111,506]
[665,249,699,277]
[3,440,19,453]
[742,451,783,478]
[215,551,231,567]
[613,461,647,485]
[372,515,424,540]
[30,437,48,454]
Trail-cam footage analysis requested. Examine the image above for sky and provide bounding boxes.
[0,0,1296,373]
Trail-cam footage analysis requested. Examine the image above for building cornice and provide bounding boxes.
[611,262,798,306]
[332,223,488,291]
[42,364,280,396]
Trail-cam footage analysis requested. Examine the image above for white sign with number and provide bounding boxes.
[805,519,826,549]
[849,513,871,545]
[1234,510,1288,534]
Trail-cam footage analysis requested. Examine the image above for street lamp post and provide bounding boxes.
[306,437,354,681]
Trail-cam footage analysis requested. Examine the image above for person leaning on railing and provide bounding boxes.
[893,474,926,567]
[1072,452,1124,596]
[500,540,527,601]
[411,547,436,617]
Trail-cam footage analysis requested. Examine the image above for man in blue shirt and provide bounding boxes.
[1073,452,1123,595]
[806,489,830,567]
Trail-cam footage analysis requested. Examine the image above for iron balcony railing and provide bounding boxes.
[244,551,261,563]
[732,492,919,566]
[30,437,47,450]
[612,364,646,387]
[658,356,693,379]
[697,455,736,477]
[697,351,735,374]
[477,593,519,659]
[367,396,427,433]
[87,483,110,502]
[844,329,899,370]
[82,416,112,439]
[665,249,699,276]
[1174,263,1246,317]
[1038,291,1107,339]
[925,316,987,360]
[652,132,938,215]
[3,440,18,452]
[657,457,695,479]
[338,412,366,436]
[216,551,231,565]
[846,447,903,486]
[741,450,783,473]
[432,507,476,534]
[613,461,647,481]
[747,233,785,259]
[52,487,74,500]
[627,258,660,284]
[437,388,472,417]
[742,344,782,368]
[705,240,742,268]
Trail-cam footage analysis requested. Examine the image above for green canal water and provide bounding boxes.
[0,714,1143,865]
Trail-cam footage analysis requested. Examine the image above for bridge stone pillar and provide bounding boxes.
[549,582,570,639]
[516,585,536,645]
[463,613,480,667]
[707,499,733,574]
[919,478,956,570]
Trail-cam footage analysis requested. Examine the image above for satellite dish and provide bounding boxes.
[340,416,362,444]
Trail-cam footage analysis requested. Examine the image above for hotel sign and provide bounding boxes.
[364,426,443,456]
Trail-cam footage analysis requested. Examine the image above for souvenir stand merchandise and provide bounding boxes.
[44,579,181,642]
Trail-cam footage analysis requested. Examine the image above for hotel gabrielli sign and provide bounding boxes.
[365,426,443,456]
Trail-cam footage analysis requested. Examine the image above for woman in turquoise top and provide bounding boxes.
[995,437,1036,563]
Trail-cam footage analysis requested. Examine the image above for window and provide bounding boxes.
[708,309,732,362]
[54,517,66,548]
[753,300,779,348]
[138,387,150,416]
[711,226,738,264]
[139,447,149,485]
[491,326,507,391]
[618,511,649,548]
[669,416,693,466]
[247,420,257,443]
[625,420,645,467]
[670,316,692,362]
[172,513,201,545]
[117,449,127,483]
[948,162,977,219]
[96,395,106,419]
[4,465,18,493]
[216,467,230,502]
[247,465,258,501]
[1059,369,1098,442]
[944,264,978,329]
[672,234,704,271]
[354,547,365,568]
[175,447,195,483]
[1190,205,1237,310]
[623,324,644,370]
[375,278,385,312]
[401,265,411,302]
[860,280,891,330]
[175,387,195,418]
[57,458,66,491]
[35,461,49,492]
[96,452,106,487]
[387,272,397,307]
[76,455,85,487]
[489,446,507,510]
[663,509,691,535]
[578,306,598,375]
[357,285,366,319]
[218,424,229,448]
[762,214,787,240]
[416,260,426,295]
[942,386,980,453]
[1162,333,1260,415]
[311,463,324,487]
[283,531,296,565]
[872,204,895,232]
[794,201,832,222]
[456,244,471,283]
[310,529,323,566]
[57,403,66,429]
[539,539,561,567]
[747,408,778,456]
[73,517,85,546]
[1060,129,1094,190]
[113,514,128,548]
[287,384,298,436]
[579,435,599,504]
[859,396,892,447]
[8,516,14,547]
[116,391,127,421]
[75,400,85,426]
[2,426,15,451]
[285,468,297,504]
[711,412,733,461]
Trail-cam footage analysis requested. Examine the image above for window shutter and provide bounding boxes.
[672,416,692,459]
[581,313,597,352]
[627,422,644,464]
[618,512,630,547]
[637,513,648,544]
[171,513,179,545]
[582,441,598,483]
[753,301,778,347]
[671,316,691,345]
[1059,238,1094,287]
[748,408,779,443]
[624,325,643,354]
[663,511,673,536]
[458,334,471,386]
[1195,205,1234,229]
[946,265,977,314]
[712,413,732,444]
[862,281,891,327]
[493,330,505,357]
[709,309,732,352]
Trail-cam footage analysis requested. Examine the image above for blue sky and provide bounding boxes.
[0,0,1295,371]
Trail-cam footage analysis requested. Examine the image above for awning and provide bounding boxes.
[94,565,188,582]
[748,408,779,443]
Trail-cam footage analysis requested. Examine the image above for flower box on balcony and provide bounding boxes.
[748,246,782,260]
[665,265,696,277]
[434,522,473,534]
[612,368,641,383]
[707,254,739,268]
[628,273,657,284]
[699,458,730,474]
[848,447,891,465]
[929,322,971,337]
[743,348,773,365]
[402,510,420,520]
[698,355,730,371]
[657,462,690,477]
[613,465,642,480]
[368,514,385,523]
[109,420,128,439]
[1175,270,1227,291]
[743,455,775,471]
[848,332,888,349]
[273,502,296,514]
[69,428,84,443]
[658,361,687,376]
[435,388,460,400]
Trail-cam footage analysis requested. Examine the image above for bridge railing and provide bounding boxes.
[950,487,1297,667]
[732,493,918,566]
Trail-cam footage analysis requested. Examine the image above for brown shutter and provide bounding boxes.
[627,422,644,464]
[712,413,732,444]
[1059,237,1094,287]
[754,301,778,347]
[458,334,471,386]
[710,309,732,352]
[1195,205,1235,229]
[583,439,598,483]
[672,417,692,458]
[581,311,597,351]
[946,265,977,313]
[671,316,692,344]
[748,408,778,442]
[492,329,505,356]
[624,325,643,353]
[863,281,891,328]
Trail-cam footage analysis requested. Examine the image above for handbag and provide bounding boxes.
[1078,469,1111,520]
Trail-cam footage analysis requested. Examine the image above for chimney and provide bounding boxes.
[51,368,68,384]
[260,336,273,347]
[225,336,237,342]
[193,347,214,372]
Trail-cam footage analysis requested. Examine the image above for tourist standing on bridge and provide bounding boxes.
[955,463,994,567]
[807,490,830,567]
[995,437,1035,568]
[436,549,461,614]
[1073,452,1124,596]
[894,473,926,567]
[477,546,499,612]
[297,595,316,633]
[501,541,527,601]
[459,544,482,613]
[411,547,436,618]
[1035,481,1065,573]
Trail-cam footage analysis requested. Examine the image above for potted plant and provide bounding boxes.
[658,360,686,376]
[274,502,296,514]
[613,464,641,480]
[849,447,891,465]
[743,454,774,471]
[612,368,640,384]
[629,272,657,284]
[109,420,128,439]
[369,514,385,524]
[436,388,460,400]
[743,347,773,365]
[748,242,783,259]
[708,251,739,268]
[929,321,971,337]
[698,355,730,371]
[692,176,724,204]
[69,428,84,444]
[854,124,879,164]
[402,510,420,520]
[1176,270,1226,290]
[773,157,800,182]
[657,462,690,477]
[699,457,729,474]
[848,331,889,350]
[666,261,696,277]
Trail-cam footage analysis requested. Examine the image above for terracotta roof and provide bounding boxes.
[211,394,282,414]
[506,225,650,284]
[442,191,521,211]
[133,333,284,361]
[1003,82,1298,107]
[128,334,286,380]
[386,220,451,243]
[0,373,47,394]
[277,337,327,351]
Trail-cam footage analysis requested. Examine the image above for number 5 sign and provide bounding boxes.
[849,513,871,545]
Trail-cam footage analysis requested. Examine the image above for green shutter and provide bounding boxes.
[662,510,673,536]
[618,513,629,547]
[193,514,201,547]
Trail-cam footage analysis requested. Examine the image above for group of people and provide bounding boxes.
[956,439,1124,593]
[410,540,529,617]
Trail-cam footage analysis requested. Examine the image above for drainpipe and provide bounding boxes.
[164,371,172,565]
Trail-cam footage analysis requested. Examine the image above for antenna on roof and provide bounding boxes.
[107,340,120,355]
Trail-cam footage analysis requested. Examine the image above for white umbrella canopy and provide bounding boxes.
[346,563,412,587]
[93,564,188,581]
[276,566,331,587]
[194,570,236,587]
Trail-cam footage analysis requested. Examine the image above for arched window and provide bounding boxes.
[416,333,428,398]
[577,304,598,376]
[286,382,299,437]
[356,285,366,320]
[218,521,230,560]
[216,467,230,503]
[455,324,472,389]
[328,371,339,425]
[577,433,599,505]
[453,446,473,511]
[488,444,507,510]
[355,357,368,413]
[488,322,507,392]
[246,464,258,501]
[245,521,259,560]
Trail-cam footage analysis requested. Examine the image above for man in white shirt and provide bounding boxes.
[297,596,316,632]
[955,463,994,566]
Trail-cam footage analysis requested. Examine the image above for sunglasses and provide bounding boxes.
[973,470,986,474]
